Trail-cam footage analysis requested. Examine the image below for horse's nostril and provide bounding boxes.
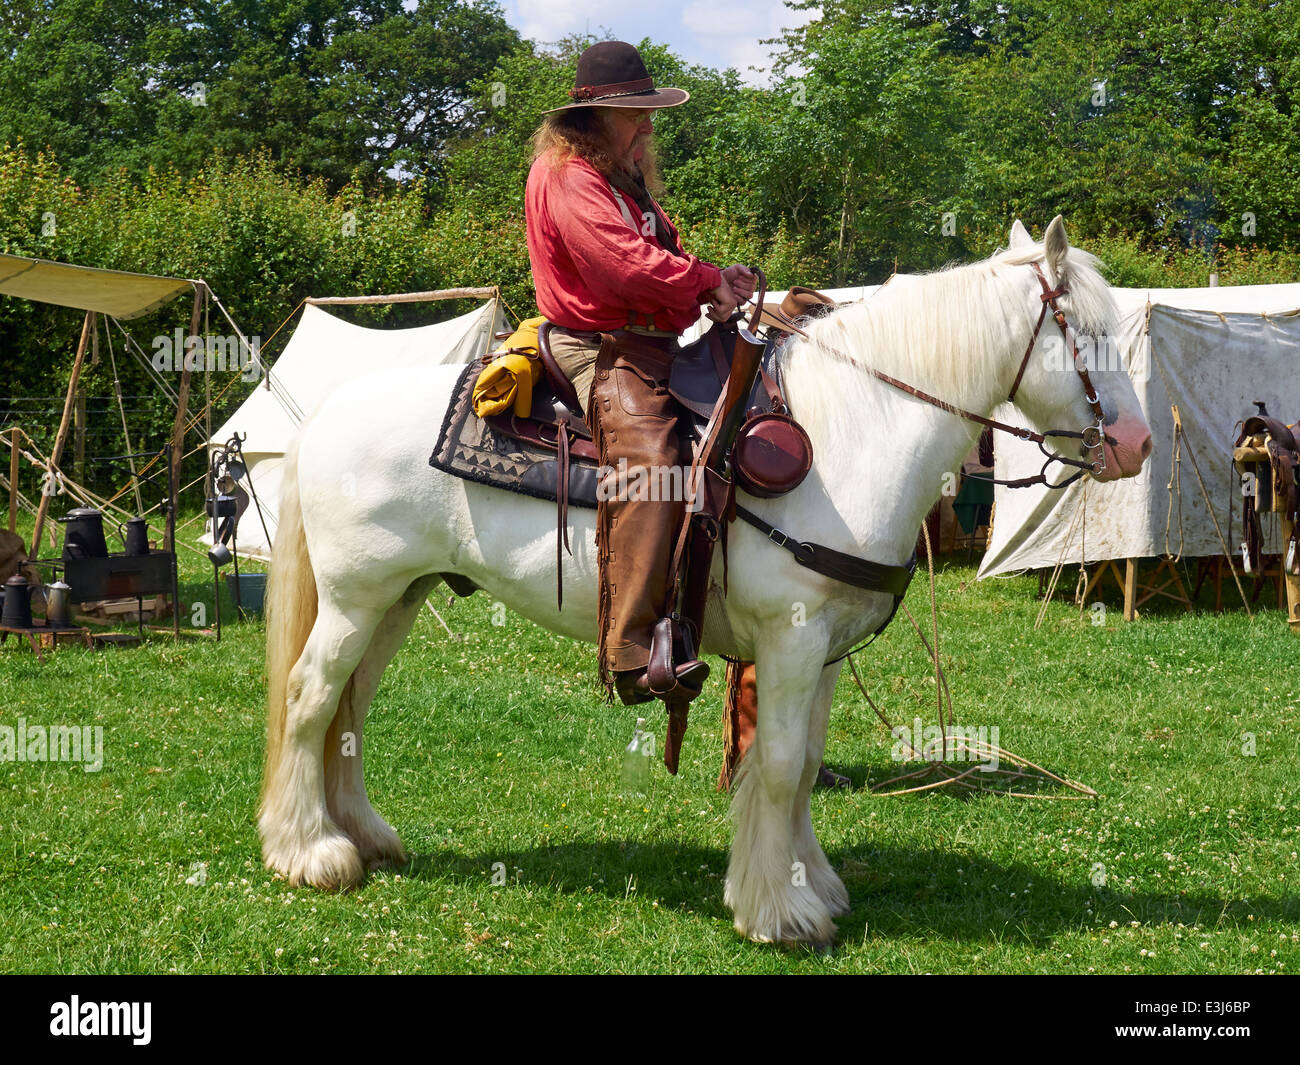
[1140,433,1153,460]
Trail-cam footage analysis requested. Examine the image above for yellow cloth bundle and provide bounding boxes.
[472,316,547,418]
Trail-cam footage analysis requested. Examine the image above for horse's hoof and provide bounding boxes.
[340,812,407,871]
[266,831,364,891]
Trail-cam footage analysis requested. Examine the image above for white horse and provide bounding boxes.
[259,217,1152,946]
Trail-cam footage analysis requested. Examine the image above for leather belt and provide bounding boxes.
[551,324,679,355]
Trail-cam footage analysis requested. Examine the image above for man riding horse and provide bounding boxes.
[526,41,756,706]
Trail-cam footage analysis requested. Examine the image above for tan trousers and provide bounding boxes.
[546,330,601,416]
[553,328,687,679]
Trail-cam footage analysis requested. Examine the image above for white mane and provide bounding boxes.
[780,242,1119,432]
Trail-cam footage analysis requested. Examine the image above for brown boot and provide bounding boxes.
[615,659,709,706]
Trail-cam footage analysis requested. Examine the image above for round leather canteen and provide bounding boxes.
[732,413,813,498]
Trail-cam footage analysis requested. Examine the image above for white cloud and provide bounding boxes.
[508,0,611,45]
[495,2,821,87]
[679,1,819,86]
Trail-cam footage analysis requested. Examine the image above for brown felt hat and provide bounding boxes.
[543,41,689,114]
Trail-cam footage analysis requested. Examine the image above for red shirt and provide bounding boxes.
[525,152,723,336]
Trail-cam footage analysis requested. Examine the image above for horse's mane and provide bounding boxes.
[783,241,1118,419]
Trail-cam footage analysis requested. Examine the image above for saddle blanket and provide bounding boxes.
[429,362,601,508]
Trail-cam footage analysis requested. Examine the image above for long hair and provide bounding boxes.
[531,107,663,195]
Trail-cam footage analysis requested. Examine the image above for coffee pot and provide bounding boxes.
[1,574,35,629]
[44,580,72,627]
[59,507,108,559]
[119,516,150,556]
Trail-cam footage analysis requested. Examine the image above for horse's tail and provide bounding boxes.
[261,434,318,808]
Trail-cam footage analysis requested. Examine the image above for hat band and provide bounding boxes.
[568,77,655,102]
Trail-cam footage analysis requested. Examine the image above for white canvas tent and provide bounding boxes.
[206,295,507,559]
[979,283,1300,580]
[679,285,881,344]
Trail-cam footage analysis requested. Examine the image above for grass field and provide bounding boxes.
[2,508,1299,974]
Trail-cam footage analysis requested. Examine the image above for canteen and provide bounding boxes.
[732,411,814,499]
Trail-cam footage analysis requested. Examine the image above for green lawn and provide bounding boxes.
[2,509,1298,973]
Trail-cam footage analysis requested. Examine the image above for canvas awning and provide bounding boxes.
[0,252,194,319]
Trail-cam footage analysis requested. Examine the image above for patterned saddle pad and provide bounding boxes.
[428,362,601,508]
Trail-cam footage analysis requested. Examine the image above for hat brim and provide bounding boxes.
[542,87,689,115]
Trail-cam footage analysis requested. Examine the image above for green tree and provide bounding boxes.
[0,0,520,189]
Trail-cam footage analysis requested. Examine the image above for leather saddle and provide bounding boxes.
[1234,404,1300,573]
[485,324,764,456]
[483,286,837,482]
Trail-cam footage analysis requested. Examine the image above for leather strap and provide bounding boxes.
[756,366,784,412]
[1007,277,1060,403]
[735,505,917,597]
[569,77,655,101]
[555,403,571,610]
[536,322,584,413]
[487,413,598,463]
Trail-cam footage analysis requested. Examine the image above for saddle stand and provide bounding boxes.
[1234,402,1300,631]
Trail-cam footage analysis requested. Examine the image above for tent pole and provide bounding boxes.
[8,427,18,532]
[1123,558,1138,620]
[305,286,497,306]
[31,310,94,557]
[168,286,203,637]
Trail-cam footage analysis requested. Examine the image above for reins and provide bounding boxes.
[779,260,1114,492]
[727,258,1118,661]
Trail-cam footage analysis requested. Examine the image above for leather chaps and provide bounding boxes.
[584,330,691,692]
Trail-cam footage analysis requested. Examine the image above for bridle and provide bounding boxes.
[1003,261,1111,488]
[734,258,1117,665]
[790,260,1115,491]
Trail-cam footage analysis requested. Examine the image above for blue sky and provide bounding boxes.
[495,1,819,86]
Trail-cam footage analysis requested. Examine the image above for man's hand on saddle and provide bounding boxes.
[705,265,757,323]
[723,264,757,302]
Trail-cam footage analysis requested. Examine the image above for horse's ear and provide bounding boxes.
[1043,214,1069,282]
[1008,219,1033,248]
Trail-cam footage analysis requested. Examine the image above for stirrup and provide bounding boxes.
[615,661,707,706]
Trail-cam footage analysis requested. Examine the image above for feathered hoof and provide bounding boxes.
[264,829,364,891]
[354,821,408,873]
[732,911,837,951]
[811,870,851,918]
[726,878,838,949]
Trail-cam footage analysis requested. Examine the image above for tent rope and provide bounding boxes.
[1172,405,1252,617]
[1163,411,1185,561]
[1032,482,1086,629]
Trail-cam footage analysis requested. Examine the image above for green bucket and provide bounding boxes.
[226,572,268,614]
